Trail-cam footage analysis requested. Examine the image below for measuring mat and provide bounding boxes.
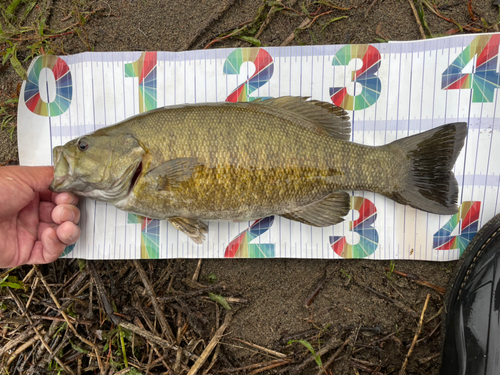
[17,33,500,260]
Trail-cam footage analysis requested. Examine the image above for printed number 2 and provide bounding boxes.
[442,34,500,103]
[330,45,382,111]
[433,201,481,256]
[125,52,160,259]
[223,48,274,102]
[224,217,275,258]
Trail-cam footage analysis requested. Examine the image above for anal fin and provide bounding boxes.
[282,192,350,227]
[169,218,208,244]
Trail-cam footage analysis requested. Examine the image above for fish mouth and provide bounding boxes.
[50,147,72,192]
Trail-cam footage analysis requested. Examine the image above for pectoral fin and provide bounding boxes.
[169,217,208,244]
[147,157,202,190]
[282,192,350,226]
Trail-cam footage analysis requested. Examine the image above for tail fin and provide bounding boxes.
[387,122,468,215]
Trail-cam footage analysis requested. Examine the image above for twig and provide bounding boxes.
[232,338,287,358]
[350,360,383,374]
[291,335,343,374]
[5,330,45,366]
[34,265,105,374]
[422,0,481,32]
[88,261,120,325]
[0,325,40,356]
[204,22,250,49]
[305,273,328,307]
[281,17,312,46]
[384,267,446,295]
[407,0,426,39]
[399,294,431,375]
[133,260,175,343]
[418,352,440,364]
[192,259,203,282]
[0,159,13,166]
[467,0,477,21]
[365,0,378,18]
[318,332,355,375]
[181,0,238,50]
[425,306,443,324]
[158,284,223,302]
[221,359,292,373]
[187,313,233,375]
[249,360,291,374]
[255,0,299,38]
[358,283,419,318]
[119,321,199,360]
[30,315,93,325]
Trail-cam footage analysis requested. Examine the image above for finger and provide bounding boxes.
[34,227,66,264]
[56,221,81,245]
[52,192,79,206]
[1,166,54,193]
[39,201,56,223]
[51,204,81,225]
[39,190,53,202]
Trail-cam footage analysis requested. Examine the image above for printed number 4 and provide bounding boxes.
[442,34,500,103]
[433,201,481,256]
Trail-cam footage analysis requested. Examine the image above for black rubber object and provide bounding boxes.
[440,213,500,375]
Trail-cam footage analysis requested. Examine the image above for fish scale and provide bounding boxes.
[117,104,399,218]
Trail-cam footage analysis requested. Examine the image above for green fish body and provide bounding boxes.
[50,97,467,243]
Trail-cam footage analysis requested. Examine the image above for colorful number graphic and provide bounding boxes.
[125,51,157,112]
[442,35,500,103]
[330,45,382,111]
[126,52,160,259]
[127,215,160,259]
[224,217,275,258]
[223,48,274,102]
[433,201,481,256]
[329,196,379,258]
[24,55,72,117]
[60,244,75,257]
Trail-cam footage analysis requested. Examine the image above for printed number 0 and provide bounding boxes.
[330,45,382,111]
[223,48,274,102]
[24,55,72,117]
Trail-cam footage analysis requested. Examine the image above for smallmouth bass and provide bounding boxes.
[50,97,467,243]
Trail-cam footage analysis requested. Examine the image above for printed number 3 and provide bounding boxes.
[330,45,382,111]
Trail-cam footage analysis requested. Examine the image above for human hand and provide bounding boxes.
[0,166,81,268]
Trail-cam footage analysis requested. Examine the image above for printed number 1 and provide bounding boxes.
[125,52,160,259]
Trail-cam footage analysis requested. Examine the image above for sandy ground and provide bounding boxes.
[1,0,499,373]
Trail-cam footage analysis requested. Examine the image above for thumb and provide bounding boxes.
[1,166,54,192]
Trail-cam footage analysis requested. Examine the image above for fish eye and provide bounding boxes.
[77,138,89,151]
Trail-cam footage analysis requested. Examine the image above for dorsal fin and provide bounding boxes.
[252,97,351,140]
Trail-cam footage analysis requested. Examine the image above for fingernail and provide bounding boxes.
[50,232,60,244]
[68,229,79,243]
